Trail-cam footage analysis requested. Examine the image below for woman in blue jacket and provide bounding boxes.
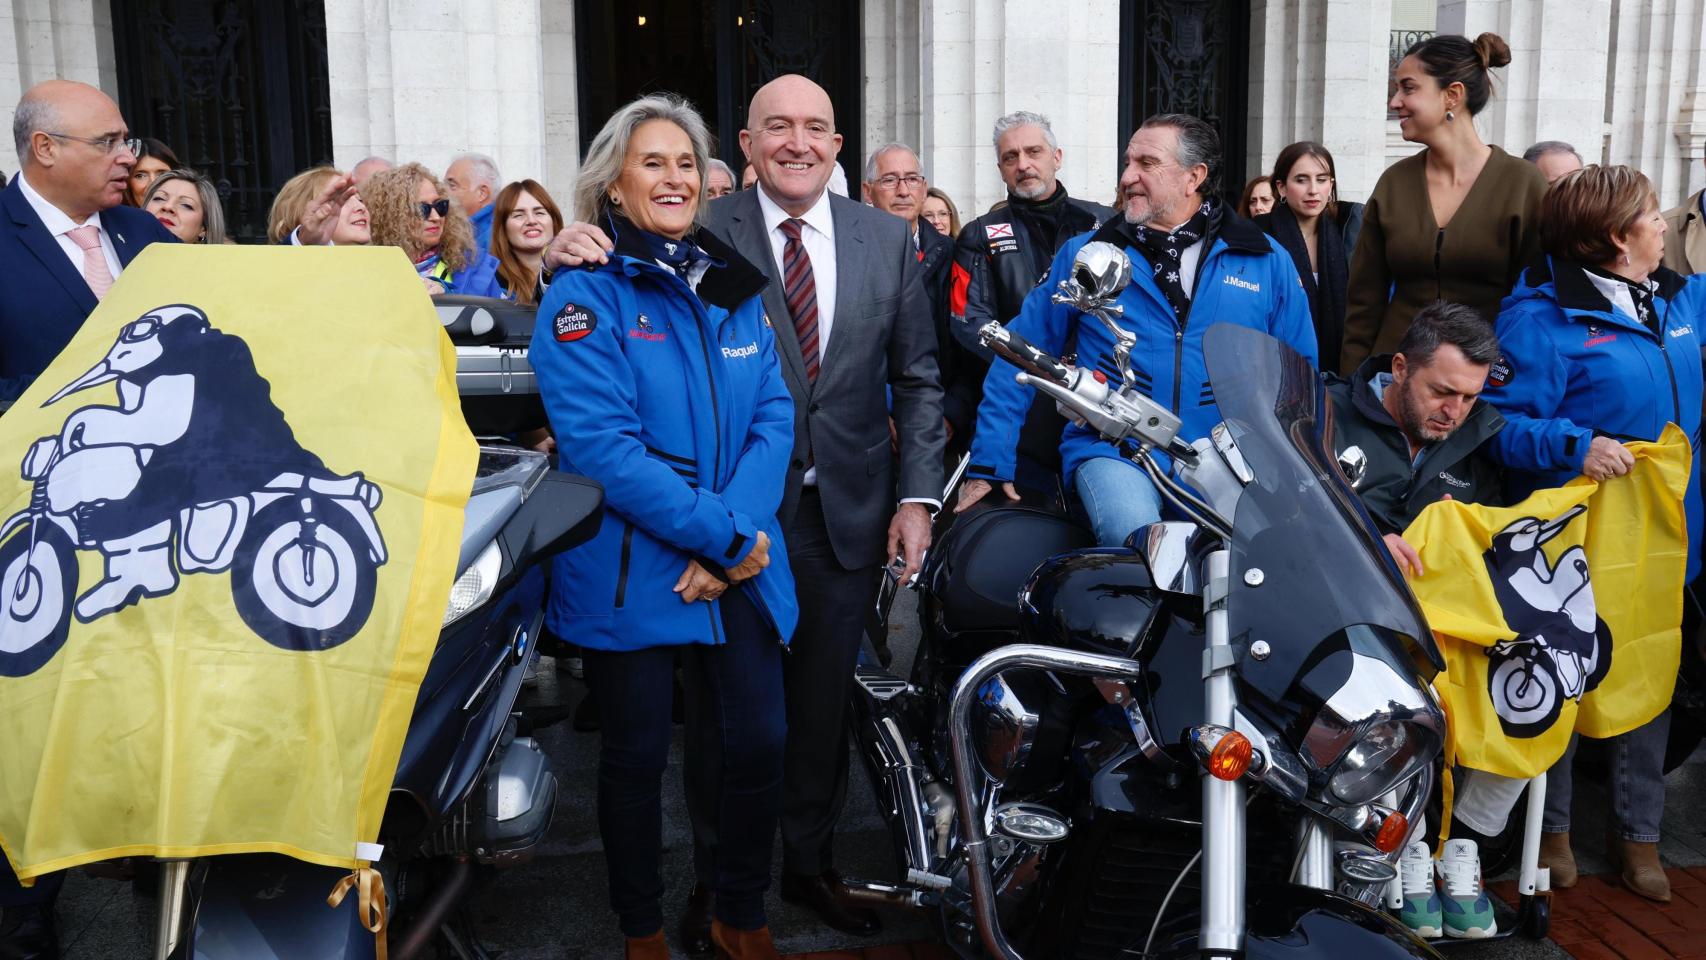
[1482,164,1702,905]
[529,95,796,960]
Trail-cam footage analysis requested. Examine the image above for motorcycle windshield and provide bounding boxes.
[1203,324,1440,704]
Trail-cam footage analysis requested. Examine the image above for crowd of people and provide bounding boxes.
[0,24,1701,960]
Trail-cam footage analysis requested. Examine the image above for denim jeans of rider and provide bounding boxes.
[1542,710,1671,842]
[584,587,785,936]
[1074,455,1165,547]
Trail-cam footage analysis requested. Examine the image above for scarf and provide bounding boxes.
[1007,182,1071,255]
[1267,200,1350,372]
[413,249,455,290]
[1128,196,1218,320]
[607,210,719,280]
[1584,264,1660,336]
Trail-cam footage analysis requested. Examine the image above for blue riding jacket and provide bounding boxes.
[1483,256,1705,578]
[529,224,798,651]
[967,214,1317,485]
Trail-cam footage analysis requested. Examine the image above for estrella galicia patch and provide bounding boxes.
[554,303,598,342]
[1488,354,1514,388]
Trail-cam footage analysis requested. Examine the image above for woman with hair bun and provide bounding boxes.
[1341,32,1547,372]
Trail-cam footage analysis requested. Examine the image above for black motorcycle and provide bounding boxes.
[147,297,598,960]
[849,243,1474,960]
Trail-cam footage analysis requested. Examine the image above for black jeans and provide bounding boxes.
[0,866,59,908]
[584,587,785,937]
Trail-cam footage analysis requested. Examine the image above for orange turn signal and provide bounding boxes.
[1373,811,1410,853]
[1206,730,1253,781]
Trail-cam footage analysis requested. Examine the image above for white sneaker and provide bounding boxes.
[1437,838,1497,939]
[1398,840,1443,938]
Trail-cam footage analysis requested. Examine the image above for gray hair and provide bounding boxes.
[707,157,735,184]
[1522,140,1582,166]
[142,168,228,245]
[574,94,713,226]
[449,151,500,189]
[991,111,1057,155]
[1140,113,1222,194]
[1396,301,1501,367]
[13,95,60,165]
[863,142,922,184]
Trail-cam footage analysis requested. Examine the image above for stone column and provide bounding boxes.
[325,0,548,195]
[918,0,1119,219]
[1245,0,1393,202]
[0,0,120,146]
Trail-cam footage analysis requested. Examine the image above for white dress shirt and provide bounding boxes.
[16,171,123,282]
[1177,236,1206,300]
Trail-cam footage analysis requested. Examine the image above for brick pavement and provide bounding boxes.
[785,945,956,960]
[1492,868,1706,959]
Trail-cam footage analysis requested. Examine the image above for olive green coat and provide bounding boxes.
[1340,145,1547,373]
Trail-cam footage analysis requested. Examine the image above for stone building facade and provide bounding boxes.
[1,0,1704,234]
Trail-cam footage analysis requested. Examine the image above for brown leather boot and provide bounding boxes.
[624,930,670,960]
[710,919,781,960]
[1539,831,1577,888]
[1619,839,1672,902]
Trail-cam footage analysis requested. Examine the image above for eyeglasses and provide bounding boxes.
[873,174,925,190]
[46,132,142,156]
[417,199,452,219]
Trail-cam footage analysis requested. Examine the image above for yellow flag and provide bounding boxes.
[0,246,476,880]
[1403,424,1690,780]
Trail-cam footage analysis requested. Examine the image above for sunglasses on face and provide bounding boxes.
[417,199,451,219]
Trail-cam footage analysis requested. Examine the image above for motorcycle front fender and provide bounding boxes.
[170,854,374,960]
[1154,882,1440,960]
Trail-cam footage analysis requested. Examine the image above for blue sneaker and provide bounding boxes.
[1437,838,1497,938]
[1398,840,1443,938]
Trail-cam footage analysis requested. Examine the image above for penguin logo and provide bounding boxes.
[1481,506,1612,737]
[0,304,389,677]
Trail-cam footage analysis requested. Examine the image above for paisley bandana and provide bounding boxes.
[1129,196,1220,320]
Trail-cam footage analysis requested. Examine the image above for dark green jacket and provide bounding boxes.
[1326,355,1506,534]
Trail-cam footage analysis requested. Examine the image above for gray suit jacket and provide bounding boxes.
[705,189,946,569]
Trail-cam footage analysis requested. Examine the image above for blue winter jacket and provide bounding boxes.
[469,202,496,258]
[529,224,798,651]
[967,214,1318,486]
[1483,256,1704,578]
[419,249,506,299]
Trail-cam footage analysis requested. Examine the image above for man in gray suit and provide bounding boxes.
[548,74,945,945]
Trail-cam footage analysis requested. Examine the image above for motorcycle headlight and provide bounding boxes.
[1324,717,1436,806]
[443,541,502,626]
[1304,650,1443,806]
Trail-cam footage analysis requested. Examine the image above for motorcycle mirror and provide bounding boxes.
[1072,241,1133,304]
[1337,445,1368,489]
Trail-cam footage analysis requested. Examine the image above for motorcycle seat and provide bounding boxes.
[928,503,1094,634]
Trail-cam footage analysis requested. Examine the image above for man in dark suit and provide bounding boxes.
[548,74,946,948]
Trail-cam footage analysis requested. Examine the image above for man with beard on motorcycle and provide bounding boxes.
[947,111,1110,492]
[956,114,1316,548]
[1325,300,1515,939]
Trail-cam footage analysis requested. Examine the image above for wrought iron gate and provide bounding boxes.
[111,0,334,242]
[1118,0,1252,202]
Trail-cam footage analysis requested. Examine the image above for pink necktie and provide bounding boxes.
[68,224,114,300]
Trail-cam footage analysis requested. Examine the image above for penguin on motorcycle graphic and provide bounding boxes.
[0,304,387,677]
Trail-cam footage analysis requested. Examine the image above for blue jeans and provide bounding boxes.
[1542,710,1671,842]
[584,587,785,936]
[1073,455,1164,547]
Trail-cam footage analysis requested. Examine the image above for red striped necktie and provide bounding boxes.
[779,218,820,383]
